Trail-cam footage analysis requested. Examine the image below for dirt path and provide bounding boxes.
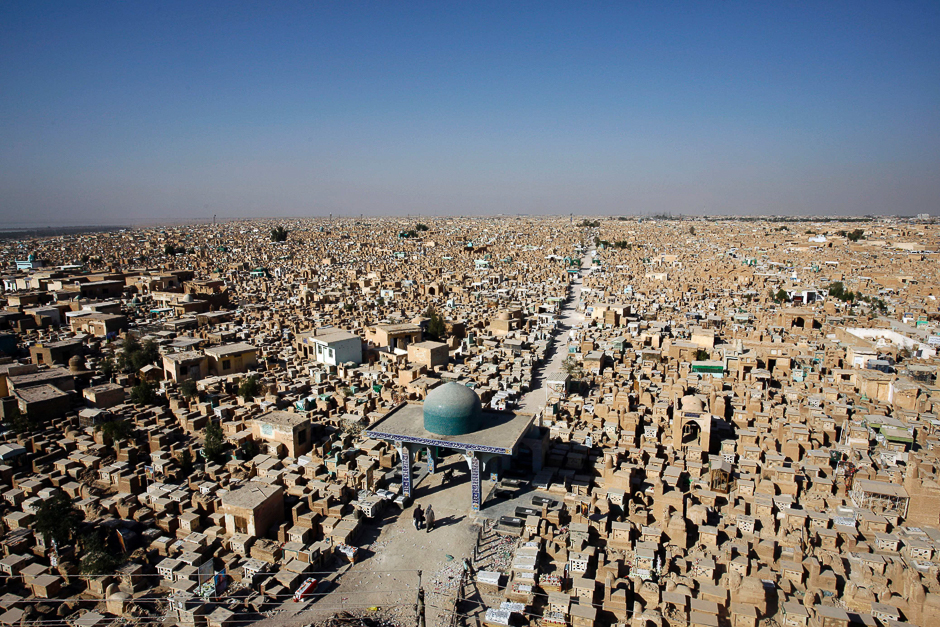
[519,247,592,414]
[255,457,481,627]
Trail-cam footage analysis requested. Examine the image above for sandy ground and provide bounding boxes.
[253,457,482,627]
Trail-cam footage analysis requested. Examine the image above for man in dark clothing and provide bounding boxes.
[413,504,424,530]
[425,505,435,532]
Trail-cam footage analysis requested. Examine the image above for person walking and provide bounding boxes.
[413,504,424,531]
[425,505,435,532]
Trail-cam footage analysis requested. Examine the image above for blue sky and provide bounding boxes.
[1,1,938,224]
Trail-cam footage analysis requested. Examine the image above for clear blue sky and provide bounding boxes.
[2,1,938,224]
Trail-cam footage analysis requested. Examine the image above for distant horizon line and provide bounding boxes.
[0,211,932,232]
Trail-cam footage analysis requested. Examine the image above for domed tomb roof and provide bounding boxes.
[423,383,483,436]
[680,395,705,413]
[69,354,86,372]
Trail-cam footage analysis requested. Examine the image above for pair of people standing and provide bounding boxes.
[412,504,436,532]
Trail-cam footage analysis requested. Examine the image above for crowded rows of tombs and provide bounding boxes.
[0,215,938,627]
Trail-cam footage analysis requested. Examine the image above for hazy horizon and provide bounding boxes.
[2,2,939,226]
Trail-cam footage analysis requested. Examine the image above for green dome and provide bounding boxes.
[423,383,483,436]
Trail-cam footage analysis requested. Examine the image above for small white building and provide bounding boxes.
[296,328,363,366]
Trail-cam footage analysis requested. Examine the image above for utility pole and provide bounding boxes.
[417,570,426,627]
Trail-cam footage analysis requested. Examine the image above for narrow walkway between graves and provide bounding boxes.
[518,246,593,415]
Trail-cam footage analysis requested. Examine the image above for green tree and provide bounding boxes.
[99,356,117,381]
[117,336,159,373]
[425,306,447,340]
[561,356,583,380]
[695,349,710,361]
[179,379,198,400]
[130,380,157,405]
[130,339,160,371]
[32,491,82,547]
[270,226,289,242]
[689,226,696,236]
[774,288,788,303]
[177,449,194,475]
[164,243,177,256]
[117,335,141,373]
[846,229,865,242]
[415,223,429,232]
[858,294,889,315]
[240,438,259,459]
[3,406,32,434]
[238,375,261,401]
[827,282,855,303]
[204,421,226,464]
[79,531,119,577]
[100,419,133,444]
